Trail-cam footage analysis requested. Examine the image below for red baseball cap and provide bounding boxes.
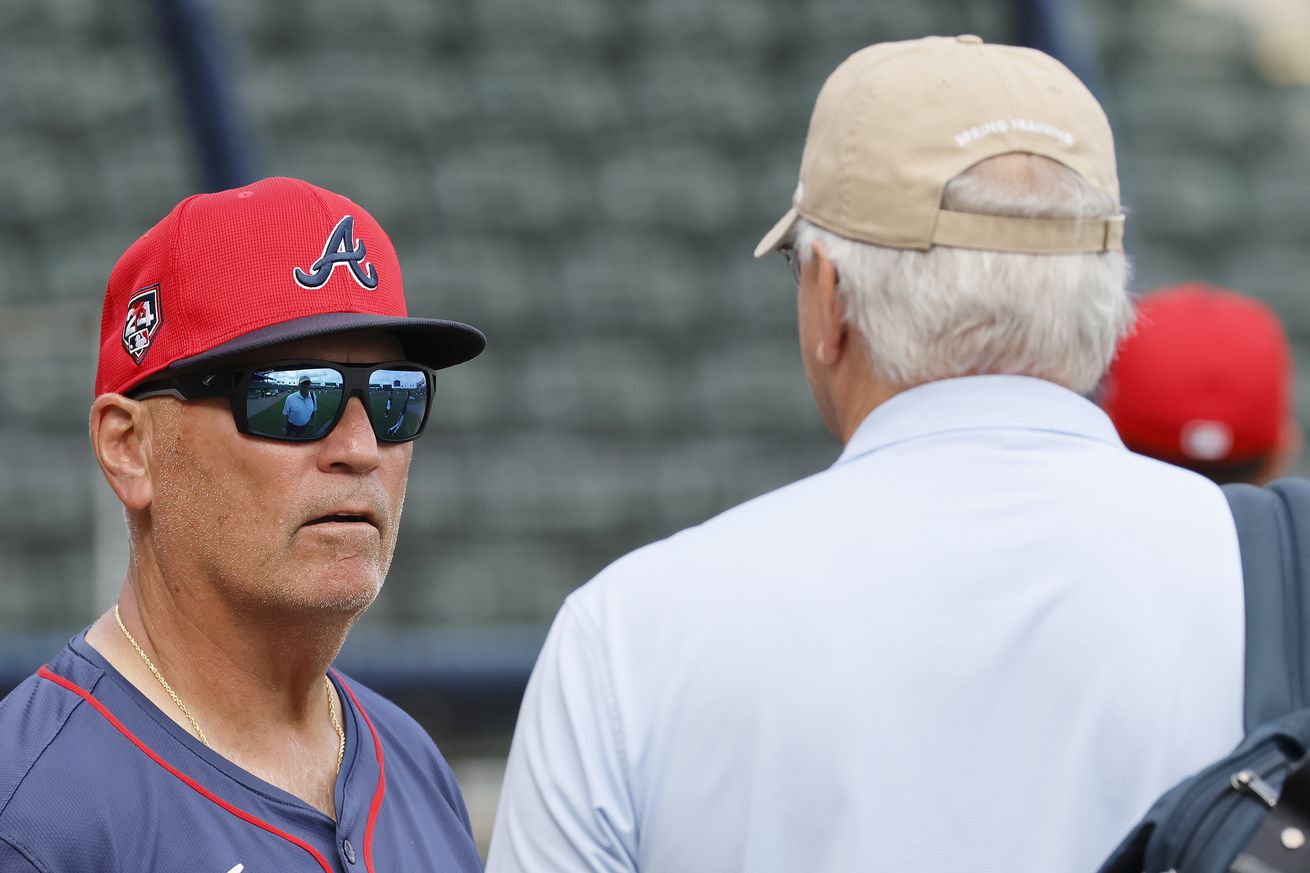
[1101,283,1292,467]
[96,177,484,396]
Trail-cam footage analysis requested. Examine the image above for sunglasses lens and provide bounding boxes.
[368,368,429,441]
[246,367,344,440]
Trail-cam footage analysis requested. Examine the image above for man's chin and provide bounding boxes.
[253,566,385,620]
[308,574,384,616]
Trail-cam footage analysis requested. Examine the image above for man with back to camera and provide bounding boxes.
[386,378,399,413]
[0,177,487,872]
[1100,282,1301,484]
[488,36,1246,873]
[284,374,318,437]
[387,386,415,437]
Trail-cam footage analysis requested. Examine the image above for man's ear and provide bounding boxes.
[89,394,154,512]
[808,239,848,367]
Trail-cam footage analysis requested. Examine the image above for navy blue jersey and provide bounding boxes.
[0,633,482,872]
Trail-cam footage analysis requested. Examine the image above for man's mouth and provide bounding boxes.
[304,513,375,527]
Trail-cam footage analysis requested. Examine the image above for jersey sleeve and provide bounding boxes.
[0,836,47,873]
[486,600,637,873]
[281,394,292,414]
[430,750,473,837]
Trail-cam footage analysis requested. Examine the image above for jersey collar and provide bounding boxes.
[835,374,1125,468]
[65,631,367,824]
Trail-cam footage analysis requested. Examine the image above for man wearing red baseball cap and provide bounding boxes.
[0,178,485,871]
[1101,283,1301,485]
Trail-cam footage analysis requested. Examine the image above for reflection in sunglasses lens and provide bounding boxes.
[369,368,428,441]
[246,367,344,440]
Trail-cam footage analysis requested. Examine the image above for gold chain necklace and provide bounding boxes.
[114,604,345,768]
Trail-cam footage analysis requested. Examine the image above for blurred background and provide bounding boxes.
[3,0,1310,854]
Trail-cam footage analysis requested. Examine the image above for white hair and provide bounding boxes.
[794,154,1133,395]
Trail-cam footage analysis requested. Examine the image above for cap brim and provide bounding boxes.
[171,312,486,372]
[753,206,801,259]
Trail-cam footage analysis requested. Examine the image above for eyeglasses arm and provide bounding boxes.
[124,372,227,401]
[127,386,190,401]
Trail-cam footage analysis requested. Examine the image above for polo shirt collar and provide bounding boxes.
[835,375,1125,467]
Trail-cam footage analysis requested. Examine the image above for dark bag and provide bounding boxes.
[1098,478,1310,873]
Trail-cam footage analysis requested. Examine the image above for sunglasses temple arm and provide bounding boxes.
[125,386,190,401]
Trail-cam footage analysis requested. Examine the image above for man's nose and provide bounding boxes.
[317,396,380,473]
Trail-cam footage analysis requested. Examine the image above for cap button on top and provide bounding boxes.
[956,34,983,44]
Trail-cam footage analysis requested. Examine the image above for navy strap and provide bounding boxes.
[1273,478,1310,717]
[1224,479,1310,733]
[1095,479,1310,873]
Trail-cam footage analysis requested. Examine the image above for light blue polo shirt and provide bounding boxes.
[284,390,317,426]
[488,375,1245,873]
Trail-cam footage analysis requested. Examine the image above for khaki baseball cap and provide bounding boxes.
[754,35,1124,258]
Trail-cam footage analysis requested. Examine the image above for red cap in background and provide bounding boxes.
[1101,283,1293,467]
[96,176,484,396]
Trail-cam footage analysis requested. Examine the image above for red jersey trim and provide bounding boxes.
[333,670,386,873]
[37,665,336,873]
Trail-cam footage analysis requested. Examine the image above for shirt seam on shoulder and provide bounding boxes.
[0,830,53,872]
[0,671,100,816]
[560,597,635,800]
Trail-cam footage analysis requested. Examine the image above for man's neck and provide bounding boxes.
[85,556,352,817]
[832,372,904,446]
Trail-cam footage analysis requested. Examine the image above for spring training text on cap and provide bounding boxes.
[954,118,1076,148]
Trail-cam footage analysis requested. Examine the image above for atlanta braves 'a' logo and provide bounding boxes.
[122,284,162,364]
[293,215,379,290]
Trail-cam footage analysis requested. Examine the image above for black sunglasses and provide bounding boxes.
[127,359,437,444]
[779,242,801,283]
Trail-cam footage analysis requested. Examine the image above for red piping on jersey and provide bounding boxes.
[333,669,386,873]
[37,666,335,873]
